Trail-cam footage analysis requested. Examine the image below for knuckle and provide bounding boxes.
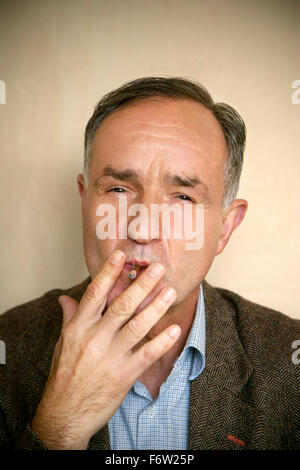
[80,333,98,356]
[85,281,101,302]
[61,321,75,339]
[127,316,145,338]
[60,322,80,349]
[143,342,160,363]
[61,324,70,338]
[109,372,131,396]
[151,297,165,315]
[110,295,131,316]
[101,264,114,278]
[143,335,170,363]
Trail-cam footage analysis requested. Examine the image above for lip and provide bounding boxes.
[124,259,150,272]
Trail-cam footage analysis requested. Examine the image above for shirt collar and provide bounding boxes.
[133,282,206,396]
[184,282,206,380]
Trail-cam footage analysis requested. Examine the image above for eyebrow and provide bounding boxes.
[94,165,211,200]
[163,173,209,191]
[95,166,139,183]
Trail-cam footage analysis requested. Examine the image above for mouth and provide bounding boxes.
[123,260,150,278]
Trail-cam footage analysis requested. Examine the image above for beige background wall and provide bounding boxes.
[0,0,299,318]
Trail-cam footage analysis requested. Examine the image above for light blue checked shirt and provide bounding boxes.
[108,283,206,450]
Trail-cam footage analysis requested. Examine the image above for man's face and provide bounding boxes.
[78,98,243,313]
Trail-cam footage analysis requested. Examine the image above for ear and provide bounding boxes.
[216,199,248,256]
[77,173,86,215]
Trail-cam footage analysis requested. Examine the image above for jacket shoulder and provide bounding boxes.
[0,278,90,335]
[0,278,90,368]
[204,280,300,363]
[214,284,300,330]
[1,287,63,337]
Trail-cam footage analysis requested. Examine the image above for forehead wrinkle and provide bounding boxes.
[118,131,209,157]
[96,97,226,152]
[125,123,204,140]
[124,115,223,137]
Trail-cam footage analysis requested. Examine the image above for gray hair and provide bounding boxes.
[84,77,246,210]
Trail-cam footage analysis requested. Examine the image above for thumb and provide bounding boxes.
[58,295,78,327]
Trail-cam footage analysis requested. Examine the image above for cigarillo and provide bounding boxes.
[128,263,142,280]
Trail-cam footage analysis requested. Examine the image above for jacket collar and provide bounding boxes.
[189,280,254,449]
[198,279,253,391]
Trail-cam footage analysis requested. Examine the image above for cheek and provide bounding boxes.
[82,202,119,277]
[203,210,223,252]
[172,209,221,259]
[169,211,222,282]
[82,198,97,236]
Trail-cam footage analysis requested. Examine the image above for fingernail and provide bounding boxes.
[162,287,176,302]
[110,250,124,265]
[168,325,181,338]
[148,263,164,278]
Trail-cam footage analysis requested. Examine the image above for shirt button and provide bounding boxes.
[148,405,156,416]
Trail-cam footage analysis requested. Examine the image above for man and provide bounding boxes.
[0,77,299,450]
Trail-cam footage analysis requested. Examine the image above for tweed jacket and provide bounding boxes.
[0,278,299,450]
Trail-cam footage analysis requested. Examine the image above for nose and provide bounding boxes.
[127,193,163,244]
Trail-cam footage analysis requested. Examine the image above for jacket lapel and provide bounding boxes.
[189,280,254,449]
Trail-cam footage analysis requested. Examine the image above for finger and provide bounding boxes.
[75,250,126,322]
[100,262,166,332]
[58,295,78,328]
[113,286,177,353]
[128,324,181,379]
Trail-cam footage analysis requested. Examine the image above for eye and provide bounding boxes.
[107,187,127,193]
[176,194,194,202]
